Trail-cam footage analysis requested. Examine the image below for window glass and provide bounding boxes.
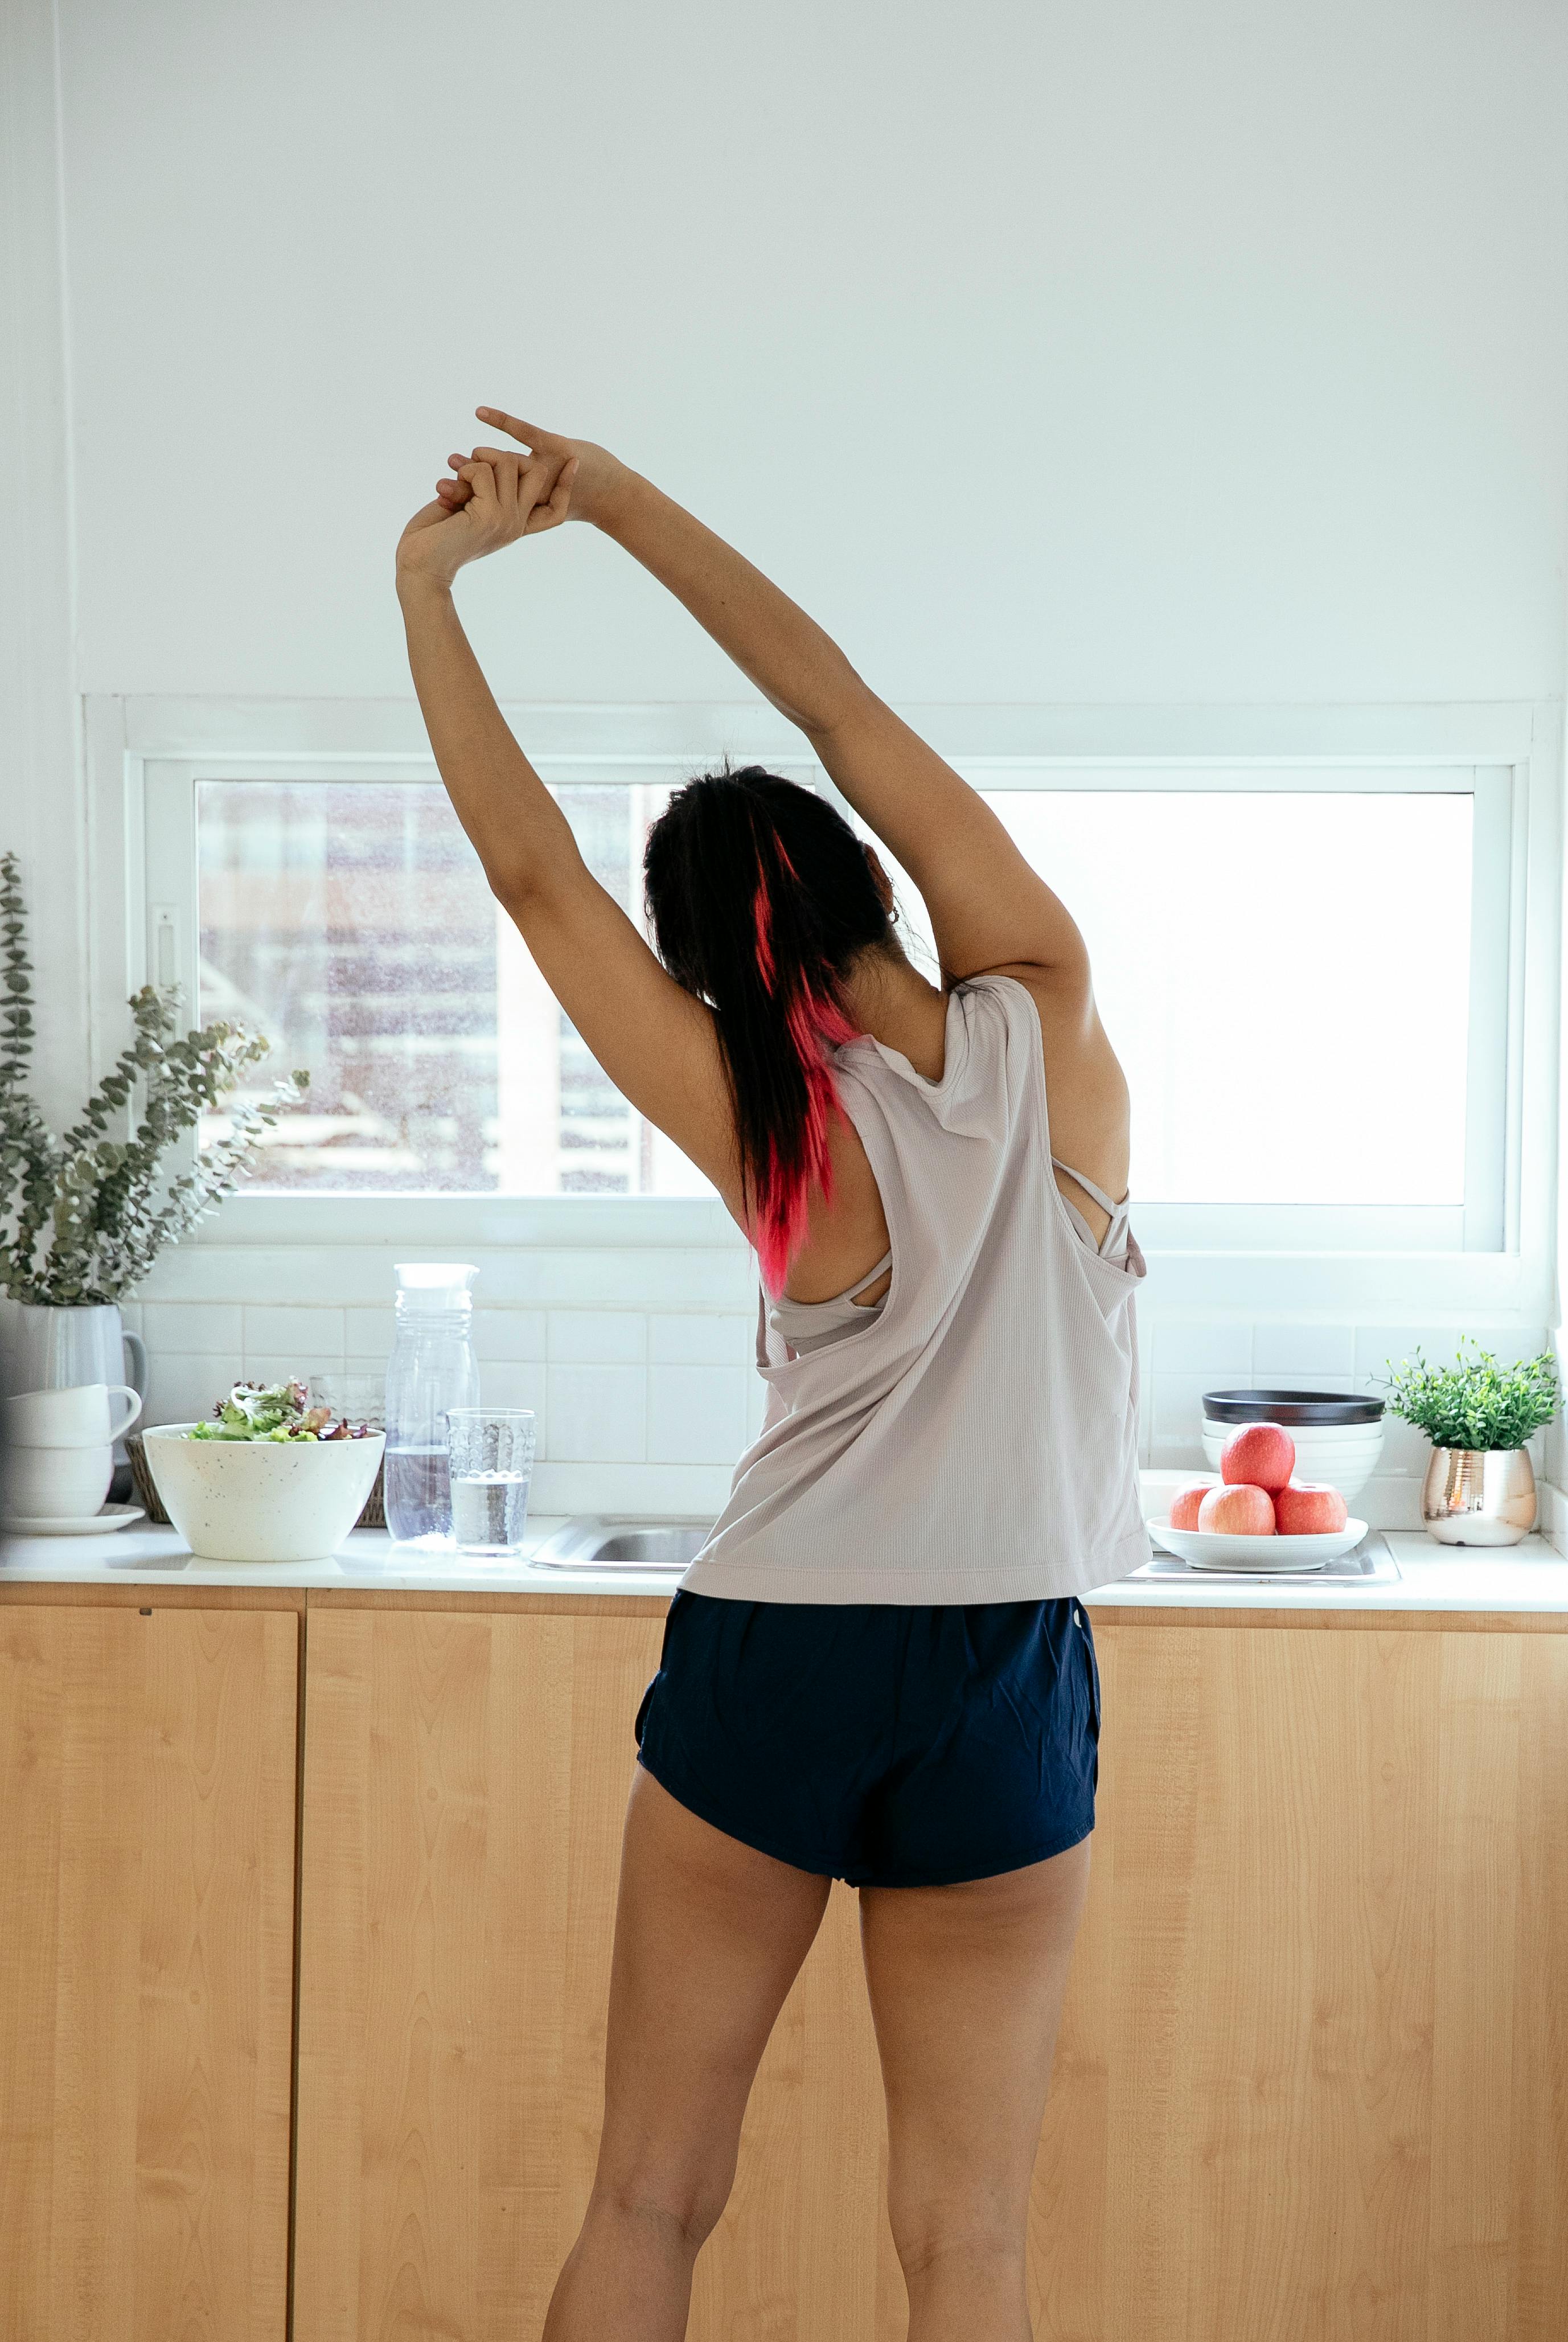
[979,790,1473,1204]
[196,778,709,1193]
[199,779,1475,1211]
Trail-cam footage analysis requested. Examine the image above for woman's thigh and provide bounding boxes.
[859,1837,1093,2261]
[590,1766,833,2225]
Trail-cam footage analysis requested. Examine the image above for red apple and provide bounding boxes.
[1275,1481,1349,1535]
[1198,1483,1276,1536]
[1220,1421,1295,1494]
[1168,1480,1216,1532]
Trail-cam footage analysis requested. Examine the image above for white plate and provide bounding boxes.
[1148,1516,1366,1569]
[2,1502,146,1537]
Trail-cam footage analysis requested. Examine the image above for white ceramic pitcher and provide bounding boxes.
[6,1303,149,1428]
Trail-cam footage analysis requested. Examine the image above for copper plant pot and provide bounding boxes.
[1420,1447,1537,1545]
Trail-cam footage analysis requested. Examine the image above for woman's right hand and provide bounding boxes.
[438,411,629,530]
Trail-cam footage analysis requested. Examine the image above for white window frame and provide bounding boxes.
[87,694,1560,1322]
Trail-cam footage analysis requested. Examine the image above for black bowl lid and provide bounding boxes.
[1202,1387,1384,1427]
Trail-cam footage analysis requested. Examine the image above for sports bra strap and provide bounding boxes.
[845,1249,894,1305]
[1050,1156,1126,1219]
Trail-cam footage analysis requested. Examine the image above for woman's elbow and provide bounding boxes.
[488,859,583,928]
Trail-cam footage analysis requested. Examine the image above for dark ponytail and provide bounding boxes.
[643,766,892,1291]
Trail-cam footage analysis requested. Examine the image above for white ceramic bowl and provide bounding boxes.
[1201,1419,1384,1500]
[143,1424,385,1562]
[1150,1516,1368,1570]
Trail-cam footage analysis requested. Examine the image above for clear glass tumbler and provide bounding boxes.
[446,1408,537,1555]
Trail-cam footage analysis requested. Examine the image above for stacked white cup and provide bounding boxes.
[2,1383,143,1523]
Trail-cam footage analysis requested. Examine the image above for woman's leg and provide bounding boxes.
[860,1839,1093,2342]
[543,1767,832,2342]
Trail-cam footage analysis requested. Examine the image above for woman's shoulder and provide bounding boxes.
[952,970,1051,1077]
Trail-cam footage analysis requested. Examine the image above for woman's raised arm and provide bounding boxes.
[458,410,1093,992]
[395,457,741,1205]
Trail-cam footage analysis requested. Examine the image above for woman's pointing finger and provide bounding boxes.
[476,407,561,454]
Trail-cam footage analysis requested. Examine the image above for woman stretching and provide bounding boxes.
[396,414,1146,2342]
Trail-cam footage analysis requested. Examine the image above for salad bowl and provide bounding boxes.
[143,1382,383,1562]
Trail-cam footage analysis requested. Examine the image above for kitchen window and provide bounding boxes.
[133,720,1534,1260]
[187,772,727,1199]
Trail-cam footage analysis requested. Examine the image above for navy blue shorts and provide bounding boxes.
[634,1590,1101,1889]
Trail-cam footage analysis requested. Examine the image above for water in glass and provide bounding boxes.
[450,1471,531,1552]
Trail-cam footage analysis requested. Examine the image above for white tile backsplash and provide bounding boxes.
[344,1306,398,1358]
[1351,1327,1448,1388]
[650,1313,754,1365]
[1372,1412,1440,1477]
[141,1301,244,1357]
[245,1351,344,1391]
[1150,1374,1226,1467]
[1251,1324,1356,1380]
[648,1365,749,1464]
[244,1304,346,1362]
[457,1248,753,1310]
[547,1364,647,1463]
[139,1247,403,1305]
[143,1353,229,1430]
[471,1309,547,1362]
[547,1310,647,1362]
[479,1361,547,1438]
[119,1236,1549,1516]
[1152,1321,1254,1379]
[529,1461,733,1517]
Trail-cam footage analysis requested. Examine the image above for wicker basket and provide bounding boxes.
[128,1430,387,1531]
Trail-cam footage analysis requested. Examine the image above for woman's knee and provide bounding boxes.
[588,2146,738,2256]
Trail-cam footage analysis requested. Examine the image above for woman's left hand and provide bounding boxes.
[396,448,578,591]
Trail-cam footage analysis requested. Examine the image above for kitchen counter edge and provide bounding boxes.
[2,1525,1567,1624]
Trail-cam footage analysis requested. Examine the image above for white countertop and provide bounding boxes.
[2,1520,1565,1613]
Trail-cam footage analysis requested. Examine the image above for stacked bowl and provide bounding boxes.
[1201,1390,1384,1502]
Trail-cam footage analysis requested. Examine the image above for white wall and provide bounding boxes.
[1,0,90,1127]
[120,1249,1551,1532]
[55,0,1568,709]
[5,1,1566,1515]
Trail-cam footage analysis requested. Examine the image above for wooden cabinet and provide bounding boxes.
[5,1582,1566,2340]
[292,1602,898,2340]
[0,1594,299,2342]
[1040,1616,1568,2342]
[293,1600,1568,2342]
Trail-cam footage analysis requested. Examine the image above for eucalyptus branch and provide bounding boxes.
[0,856,309,1306]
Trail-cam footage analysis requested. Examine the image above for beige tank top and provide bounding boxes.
[679,975,1150,1605]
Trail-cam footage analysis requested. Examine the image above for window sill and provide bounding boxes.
[187,1194,1547,1321]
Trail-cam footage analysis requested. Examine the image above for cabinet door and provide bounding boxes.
[294,1608,898,2342]
[0,1602,298,2342]
[1036,1621,1568,2342]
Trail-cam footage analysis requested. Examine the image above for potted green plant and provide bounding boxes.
[1383,1340,1559,1546]
[1,851,305,1397]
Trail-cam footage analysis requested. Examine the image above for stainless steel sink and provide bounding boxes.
[532,1516,712,1572]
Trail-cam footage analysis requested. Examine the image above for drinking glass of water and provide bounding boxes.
[446,1409,536,1555]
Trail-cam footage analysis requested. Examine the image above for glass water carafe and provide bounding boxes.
[384,1263,481,1545]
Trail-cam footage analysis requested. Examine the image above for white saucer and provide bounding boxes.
[1148,1516,1366,1569]
[2,1503,146,1537]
